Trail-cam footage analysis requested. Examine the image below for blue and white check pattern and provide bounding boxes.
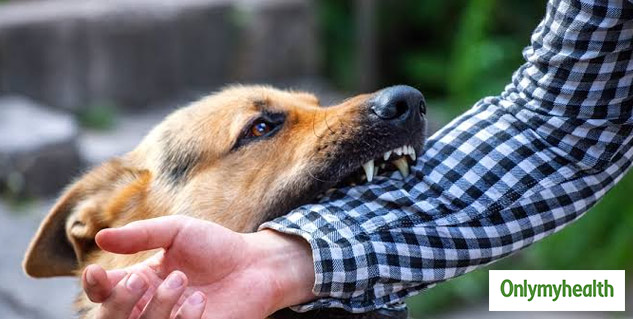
[261,0,633,313]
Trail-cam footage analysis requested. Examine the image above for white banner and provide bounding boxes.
[489,270,625,311]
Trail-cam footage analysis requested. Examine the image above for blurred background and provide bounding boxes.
[0,0,630,318]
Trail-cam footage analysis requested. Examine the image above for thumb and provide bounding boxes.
[95,216,188,254]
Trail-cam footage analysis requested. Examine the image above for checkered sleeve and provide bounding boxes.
[260,0,633,313]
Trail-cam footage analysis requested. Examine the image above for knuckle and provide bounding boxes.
[154,290,177,304]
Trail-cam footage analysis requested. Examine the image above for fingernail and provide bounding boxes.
[126,274,147,292]
[166,272,184,289]
[188,292,205,305]
[86,270,97,286]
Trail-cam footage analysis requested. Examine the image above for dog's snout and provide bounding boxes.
[370,85,425,124]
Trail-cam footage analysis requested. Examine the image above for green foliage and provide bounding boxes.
[318,0,357,90]
[318,0,545,113]
[77,102,118,131]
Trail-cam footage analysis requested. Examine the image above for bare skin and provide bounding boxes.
[82,215,316,319]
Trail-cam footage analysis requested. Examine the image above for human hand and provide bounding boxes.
[81,215,316,319]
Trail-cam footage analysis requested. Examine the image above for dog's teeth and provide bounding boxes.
[374,165,379,177]
[395,147,403,156]
[383,150,392,161]
[392,158,410,179]
[362,160,374,183]
[409,148,416,161]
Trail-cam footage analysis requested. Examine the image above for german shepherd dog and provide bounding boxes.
[23,85,426,319]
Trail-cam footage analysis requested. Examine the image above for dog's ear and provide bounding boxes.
[23,159,151,277]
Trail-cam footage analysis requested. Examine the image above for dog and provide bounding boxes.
[23,84,426,319]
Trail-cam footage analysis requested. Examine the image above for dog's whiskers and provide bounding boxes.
[311,110,324,139]
[306,165,335,183]
[323,109,336,134]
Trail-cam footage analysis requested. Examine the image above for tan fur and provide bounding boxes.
[23,86,376,318]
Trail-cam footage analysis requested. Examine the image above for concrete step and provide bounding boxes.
[0,96,82,197]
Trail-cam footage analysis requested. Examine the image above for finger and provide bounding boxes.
[96,273,149,319]
[95,216,195,254]
[106,269,129,287]
[175,291,206,319]
[139,271,187,319]
[82,265,127,303]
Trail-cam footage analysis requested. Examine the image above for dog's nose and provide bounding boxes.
[370,85,425,124]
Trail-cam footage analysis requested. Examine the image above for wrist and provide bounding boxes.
[244,229,316,312]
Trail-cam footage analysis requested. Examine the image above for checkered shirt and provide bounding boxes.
[261,0,633,313]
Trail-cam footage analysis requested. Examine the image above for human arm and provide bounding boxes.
[260,0,633,312]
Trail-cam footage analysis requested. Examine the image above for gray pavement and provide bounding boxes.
[0,200,75,319]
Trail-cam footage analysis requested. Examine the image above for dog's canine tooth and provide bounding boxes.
[383,150,392,161]
[362,160,374,182]
[409,148,416,161]
[392,157,409,178]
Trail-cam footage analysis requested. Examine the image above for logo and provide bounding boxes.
[489,270,625,311]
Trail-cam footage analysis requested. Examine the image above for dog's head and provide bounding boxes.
[23,85,426,277]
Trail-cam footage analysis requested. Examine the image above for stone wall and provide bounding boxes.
[0,0,319,111]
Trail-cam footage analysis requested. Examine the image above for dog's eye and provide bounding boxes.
[250,120,273,137]
[234,113,285,150]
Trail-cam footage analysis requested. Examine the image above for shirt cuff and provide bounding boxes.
[259,207,377,312]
